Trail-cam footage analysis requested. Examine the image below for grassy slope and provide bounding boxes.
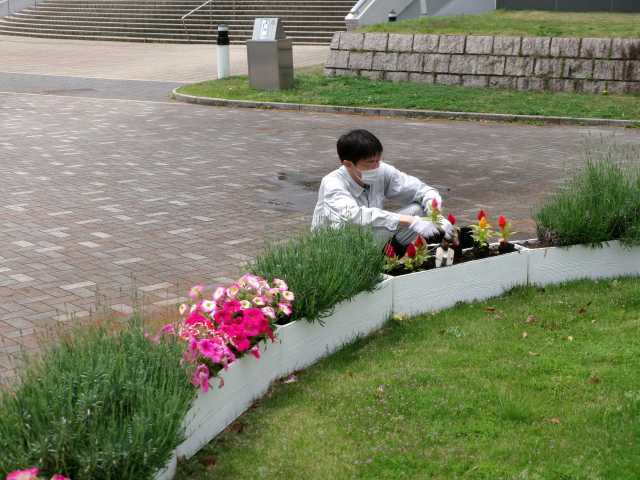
[360,10,640,38]
[178,277,640,479]
[178,74,640,120]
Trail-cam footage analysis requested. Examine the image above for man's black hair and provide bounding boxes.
[337,129,383,164]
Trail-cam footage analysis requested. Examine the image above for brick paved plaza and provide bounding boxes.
[2,36,640,382]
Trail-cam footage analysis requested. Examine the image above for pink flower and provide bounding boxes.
[189,284,205,301]
[261,306,276,319]
[51,475,70,480]
[213,286,225,302]
[179,303,188,315]
[239,300,251,309]
[201,300,216,313]
[161,323,175,335]
[7,468,39,480]
[252,296,267,307]
[223,299,242,313]
[273,278,288,292]
[281,291,294,302]
[226,284,240,298]
[250,345,261,359]
[235,338,250,352]
[278,302,292,316]
[191,364,210,393]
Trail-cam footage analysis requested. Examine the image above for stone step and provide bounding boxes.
[0,25,331,43]
[9,14,346,25]
[2,18,343,30]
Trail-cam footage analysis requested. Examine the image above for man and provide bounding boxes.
[311,129,453,252]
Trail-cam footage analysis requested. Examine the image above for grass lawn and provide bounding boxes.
[360,10,640,38]
[177,73,640,121]
[177,277,640,479]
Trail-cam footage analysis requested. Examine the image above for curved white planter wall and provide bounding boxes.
[155,242,640,479]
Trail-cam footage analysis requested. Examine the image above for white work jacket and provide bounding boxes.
[311,162,439,232]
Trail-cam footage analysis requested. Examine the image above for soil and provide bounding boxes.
[386,241,520,277]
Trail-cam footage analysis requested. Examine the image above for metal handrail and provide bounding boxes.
[181,0,214,41]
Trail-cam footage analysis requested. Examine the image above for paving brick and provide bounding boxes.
[363,33,389,52]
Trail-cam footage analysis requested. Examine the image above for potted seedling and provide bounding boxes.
[497,215,517,254]
[435,213,457,268]
[470,210,493,259]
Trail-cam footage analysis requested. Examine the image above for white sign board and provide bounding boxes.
[252,17,285,41]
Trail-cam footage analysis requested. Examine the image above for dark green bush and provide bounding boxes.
[534,143,640,246]
[250,224,385,322]
[0,319,194,480]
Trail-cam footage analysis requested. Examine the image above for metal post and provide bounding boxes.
[217,24,230,79]
[388,9,397,22]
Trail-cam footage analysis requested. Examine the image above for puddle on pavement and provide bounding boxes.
[258,171,319,213]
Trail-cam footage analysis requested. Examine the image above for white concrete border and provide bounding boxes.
[155,240,640,479]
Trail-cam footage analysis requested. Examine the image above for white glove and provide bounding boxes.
[421,191,443,213]
[409,217,441,239]
[439,217,454,240]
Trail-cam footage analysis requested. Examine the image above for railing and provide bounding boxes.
[181,0,214,41]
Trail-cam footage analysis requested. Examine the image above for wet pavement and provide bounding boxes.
[2,89,640,382]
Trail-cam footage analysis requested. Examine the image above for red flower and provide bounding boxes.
[414,236,424,248]
[384,243,396,258]
[406,243,417,258]
[498,215,507,229]
[431,198,439,210]
[447,213,456,225]
[477,209,486,221]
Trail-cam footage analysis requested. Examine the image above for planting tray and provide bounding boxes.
[528,240,640,286]
[392,247,530,316]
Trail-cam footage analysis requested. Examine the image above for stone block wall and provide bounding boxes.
[325,32,640,94]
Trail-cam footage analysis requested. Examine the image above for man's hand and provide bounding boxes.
[409,217,442,239]
[421,192,443,213]
[439,217,454,239]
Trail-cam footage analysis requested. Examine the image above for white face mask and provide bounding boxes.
[360,167,380,185]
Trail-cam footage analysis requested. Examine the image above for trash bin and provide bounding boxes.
[246,18,294,90]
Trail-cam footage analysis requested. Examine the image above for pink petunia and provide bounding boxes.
[273,278,288,292]
[250,346,261,359]
[51,475,71,480]
[7,468,39,480]
[189,284,205,301]
[191,364,210,393]
[261,306,276,320]
[281,291,295,302]
[278,303,292,317]
[252,296,267,307]
[161,323,175,335]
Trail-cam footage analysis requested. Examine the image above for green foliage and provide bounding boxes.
[178,277,640,479]
[534,143,640,246]
[250,224,385,322]
[359,9,640,38]
[0,319,194,480]
[178,73,640,122]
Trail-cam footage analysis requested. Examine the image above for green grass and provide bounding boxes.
[360,9,640,38]
[177,277,640,479]
[250,224,385,322]
[177,73,640,121]
[0,318,194,480]
[535,142,640,246]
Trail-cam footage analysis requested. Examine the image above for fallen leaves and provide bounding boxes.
[548,417,562,425]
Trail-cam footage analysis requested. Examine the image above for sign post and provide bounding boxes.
[246,18,294,90]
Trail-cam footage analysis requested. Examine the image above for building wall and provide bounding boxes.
[496,0,640,13]
[325,32,640,94]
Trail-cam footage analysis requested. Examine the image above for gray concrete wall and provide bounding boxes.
[497,0,640,12]
[326,32,640,94]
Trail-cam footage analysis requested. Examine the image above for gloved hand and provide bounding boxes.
[421,191,443,213]
[409,217,442,239]
[439,217,454,240]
